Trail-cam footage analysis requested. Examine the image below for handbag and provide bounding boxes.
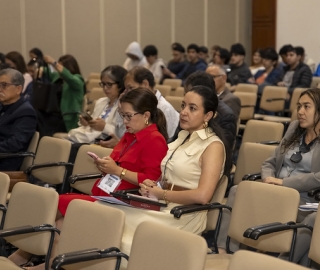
[32,64,63,114]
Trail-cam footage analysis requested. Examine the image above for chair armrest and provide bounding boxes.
[25,162,74,175]
[68,173,103,184]
[0,224,60,238]
[259,141,280,145]
[0,204,7,229]
[0,152,35,159]
[51,247,125,270]
[266,98,286,102]
[308,187,320,197]
[243,222,282,238]
[170,202,232,219]
[244,221,313,240]
[242,173,261,181]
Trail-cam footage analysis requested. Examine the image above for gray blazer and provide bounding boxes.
[219,88,241,120]
[261,120,320,192]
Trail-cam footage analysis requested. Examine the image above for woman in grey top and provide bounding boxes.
[218,88,320,268]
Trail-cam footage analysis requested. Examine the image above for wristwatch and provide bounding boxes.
[120,168,127,178]
[52,61,57,67]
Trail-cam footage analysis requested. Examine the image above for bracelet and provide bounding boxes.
[163,190,170,204]
[120,168,127,179]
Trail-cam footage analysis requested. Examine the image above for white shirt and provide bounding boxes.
[155,90,179,139]
[144,58,166,80]
[68,97,126,143]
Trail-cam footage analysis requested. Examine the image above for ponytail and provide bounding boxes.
[152,108,168,141]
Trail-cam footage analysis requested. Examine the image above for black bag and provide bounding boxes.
[32,65,62,114]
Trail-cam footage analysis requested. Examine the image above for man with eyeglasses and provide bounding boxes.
[206,65,241,119]
[0,68,37,170]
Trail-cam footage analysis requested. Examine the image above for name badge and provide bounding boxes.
[98,174,121,194]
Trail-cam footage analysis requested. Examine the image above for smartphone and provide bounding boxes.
[80,112,93,121]
[94,134,112,144]
[87,151,99,160]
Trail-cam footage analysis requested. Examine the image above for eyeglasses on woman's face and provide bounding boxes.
[117,110,140,121]
[99,81,117,89]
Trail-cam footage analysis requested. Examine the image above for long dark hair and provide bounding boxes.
[58,54,82,75]
[282,88,320,153]
[5,51,27,74]
[188,85,231,176]
[120,88,168,141]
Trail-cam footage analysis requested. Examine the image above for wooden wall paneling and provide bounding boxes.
[25,0,63,61]
[140,0,172,62]
[104,0,138,67]
[175,0,204,48]
[0,0,22,53]
[65,0,101,77]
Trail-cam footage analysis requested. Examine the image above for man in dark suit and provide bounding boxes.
[206,65,241,119]
[0,68,37,170]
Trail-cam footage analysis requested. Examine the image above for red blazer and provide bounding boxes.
[91,124,168,196]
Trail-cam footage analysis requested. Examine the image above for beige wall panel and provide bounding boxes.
[0,0,22,53]
[65,0,101,77]
[175,0,204,48]
[104,0,137,66]
[25,0,62,61]
[238,0,252,63]
[140,0,172,62]
[207,0,236,50]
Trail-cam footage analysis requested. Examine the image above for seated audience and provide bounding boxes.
[162,44,207,84]
[217,88,320,268]
[161,42,187,82]
[199,46,209,63]
[181,71,237,154]
[249,49,264,76]
[227,43,252,88]
[0,53,10,70]
[0,69,37,171]
[278,44,293,68]
[206,65,241,119]
[143,45,166,81]
[5,51,33,94]
[124,67,179,139]
[29,47,44,65]
[123,41,147,71]
[68,65,127,146]
[276,46,312,98]
[211,47,231,72]
[209,44,221,63]
[38,54,85,136]
[295,46,316,74]
[9,88,169,269]
[253,48,282,94]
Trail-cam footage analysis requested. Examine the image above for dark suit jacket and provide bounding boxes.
[261,120,320,192]
[219,88,241,120]
[0,98,37,170]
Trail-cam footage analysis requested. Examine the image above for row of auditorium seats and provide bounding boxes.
[1,173,319,269]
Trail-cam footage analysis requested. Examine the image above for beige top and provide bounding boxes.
[161,128,225,190]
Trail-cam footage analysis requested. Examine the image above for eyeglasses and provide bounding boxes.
[118,111,140,121]
[99,82,117,88]
[290,143,310,163]
[0,82,19,90]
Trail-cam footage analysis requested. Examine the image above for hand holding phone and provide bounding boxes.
[80,112,93,122]
[87,151,99,160]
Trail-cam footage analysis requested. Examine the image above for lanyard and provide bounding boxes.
[163,134,190,177]
[100,106,112,120]
[116,139,137,165]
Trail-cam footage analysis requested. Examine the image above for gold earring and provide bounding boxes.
[145,119,149,125]
[203,121,208,128]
